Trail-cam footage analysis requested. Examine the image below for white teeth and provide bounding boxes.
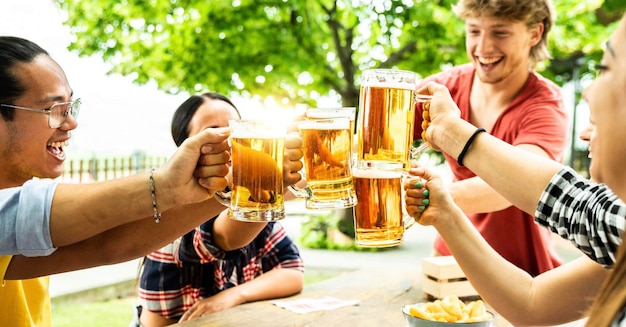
[478,57,501,64]
[48,140,68,148]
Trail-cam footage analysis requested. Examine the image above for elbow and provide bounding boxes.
[289,270,305,294]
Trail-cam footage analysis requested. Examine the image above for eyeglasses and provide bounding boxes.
[0,99,81,128]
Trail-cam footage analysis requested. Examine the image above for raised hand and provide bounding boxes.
[416,82,461,152]
[155,127,231,205]
[283,131,304,187]
[403,166,458,227]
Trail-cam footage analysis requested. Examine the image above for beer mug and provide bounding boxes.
[356,69,417,171]
[306,107,357,166]
[289,118,357,209]
[216,119,287,222]
[351,168,415,247]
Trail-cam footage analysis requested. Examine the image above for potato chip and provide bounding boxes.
[441,295,463,319]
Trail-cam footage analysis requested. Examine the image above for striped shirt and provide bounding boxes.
[138,218,304,320]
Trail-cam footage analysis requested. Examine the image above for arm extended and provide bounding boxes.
[5,198,227,279]
[405,168,608,326]
[48,127,231,248]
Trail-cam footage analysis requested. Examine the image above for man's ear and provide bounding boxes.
[529,23,544,47]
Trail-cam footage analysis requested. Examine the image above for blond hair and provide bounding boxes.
[584,241,626,326]
[452,0,555,68]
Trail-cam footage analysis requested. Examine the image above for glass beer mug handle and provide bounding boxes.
[401,173,417,231]
[287,176,313,200]
[287,154,312,199]
[214,186,232,207]
[403,212,417,230]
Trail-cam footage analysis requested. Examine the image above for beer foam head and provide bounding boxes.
[360,69,417,90]
[298,118,350,130]
[228,119,287,138]
[360,81,415,90]
[352,168,404,179]
[306,107,356,121]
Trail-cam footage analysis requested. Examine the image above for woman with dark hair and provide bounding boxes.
[171,92,240,147]
[136,93,304,326]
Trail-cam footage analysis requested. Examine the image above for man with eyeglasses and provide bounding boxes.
[0,36,303,327]
[0,99,81,129]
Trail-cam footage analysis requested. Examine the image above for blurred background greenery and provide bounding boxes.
[54,0,625,174]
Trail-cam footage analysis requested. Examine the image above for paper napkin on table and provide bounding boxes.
[271,296,360,314]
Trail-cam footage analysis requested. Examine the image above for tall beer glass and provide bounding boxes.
[352,168,415,247]
[217,119,286,222]
[356,69,417,171]
[289,118,357,209]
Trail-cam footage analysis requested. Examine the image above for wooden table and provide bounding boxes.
[172,267,511,327]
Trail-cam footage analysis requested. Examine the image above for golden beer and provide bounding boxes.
[225,120,286,222]
[290,118,357,209]
[352,169,407,247]
[306,107,357,166]
[356,69,417,171]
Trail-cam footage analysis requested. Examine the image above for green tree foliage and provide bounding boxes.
[543,0,624,83]
[56,0,625,107]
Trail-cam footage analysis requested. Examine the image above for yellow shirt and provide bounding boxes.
[0,256,51,327]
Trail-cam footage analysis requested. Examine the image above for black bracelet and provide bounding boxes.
[457,128,486,167]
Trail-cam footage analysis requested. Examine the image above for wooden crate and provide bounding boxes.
[422,256,478,300]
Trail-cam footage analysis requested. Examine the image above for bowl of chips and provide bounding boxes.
[403,295,493,327]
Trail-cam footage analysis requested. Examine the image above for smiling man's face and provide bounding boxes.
[0,54,76,187]
[464,16,542,84]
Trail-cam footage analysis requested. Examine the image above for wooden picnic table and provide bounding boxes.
[171,266,512,327]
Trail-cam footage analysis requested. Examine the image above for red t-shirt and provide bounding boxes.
[415,64,569,276]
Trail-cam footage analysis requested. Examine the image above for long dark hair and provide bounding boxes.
[0,36,49,121]
[170,92,240,147]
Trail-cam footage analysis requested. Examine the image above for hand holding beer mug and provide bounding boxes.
[216,119,287,222]
[356,69,417,171]
[352,168,416,247]
[289,117,357,209]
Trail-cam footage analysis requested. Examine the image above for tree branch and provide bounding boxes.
[380,40,418,68]
[322,0,358,98]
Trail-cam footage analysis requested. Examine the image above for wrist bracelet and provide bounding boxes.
[457,128,486,167]
[149,169,161,223]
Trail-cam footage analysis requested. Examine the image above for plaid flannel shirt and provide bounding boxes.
[536,167,626,325]
[138,219,304,320]
[535,166,626,267]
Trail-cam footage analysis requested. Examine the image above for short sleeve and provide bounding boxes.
[0,179,58,256]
